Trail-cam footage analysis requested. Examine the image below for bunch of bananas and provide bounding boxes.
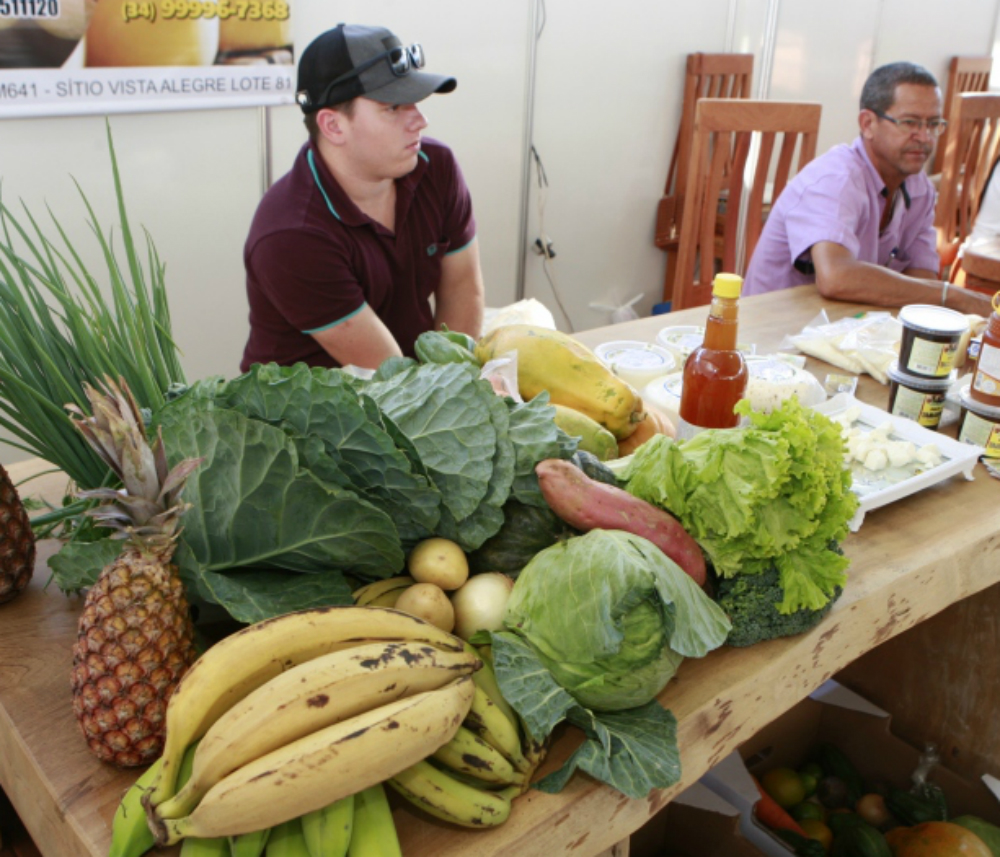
[107,605,480,854]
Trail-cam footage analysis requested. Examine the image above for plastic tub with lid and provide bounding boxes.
[897,304,969,379]
[593,340,679,389]
[958,384,1000,457]
[886,361,953,430]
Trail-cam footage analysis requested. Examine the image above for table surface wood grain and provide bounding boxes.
[2,286,997,857]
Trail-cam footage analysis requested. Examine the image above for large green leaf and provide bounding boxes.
[194,568,354,625]
[157,405,404,581]
[361,363,497,522]
[216,363,442,540]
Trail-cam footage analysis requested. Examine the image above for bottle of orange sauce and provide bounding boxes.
[969,291,1000,408]
[676,272,749,439]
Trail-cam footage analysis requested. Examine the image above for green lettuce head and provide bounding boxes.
[502,529,730,712]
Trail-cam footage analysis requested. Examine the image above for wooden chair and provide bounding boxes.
[934,92,1000,280]
[670,99,822,311]
[655,53,754,303]
[931,56,993,176]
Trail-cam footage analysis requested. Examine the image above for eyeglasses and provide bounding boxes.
[311,43,425,107]
[873,111,948,137]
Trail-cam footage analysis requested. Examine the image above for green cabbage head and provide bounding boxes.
[502,529,731,712]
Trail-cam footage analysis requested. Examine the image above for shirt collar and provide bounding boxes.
[853,136,912,209]
[305,142,430,229]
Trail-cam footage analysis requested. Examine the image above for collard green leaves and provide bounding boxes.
[50,360,573,621]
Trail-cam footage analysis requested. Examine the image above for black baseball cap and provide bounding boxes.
[295,24,457,114]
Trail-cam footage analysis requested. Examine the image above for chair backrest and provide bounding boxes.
[656,53,754,247]
[671,99,822,311]
[934,91,1000,269]
[932,56,993,175]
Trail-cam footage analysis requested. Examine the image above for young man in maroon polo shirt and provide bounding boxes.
[240,24,485,372]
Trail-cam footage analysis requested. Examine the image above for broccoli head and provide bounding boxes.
[713,562,842,648]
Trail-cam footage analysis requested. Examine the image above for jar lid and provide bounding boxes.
[887,360,955,391]
[898,304,969,335]
[712,273,743,299]
[959,383,1000,419]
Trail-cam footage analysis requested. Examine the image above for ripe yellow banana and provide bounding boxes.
[432,724,524,786]
[352,575,415,607]
[301,794,353,857]
[229,827,271,857]
[180,835,230,856]
[465,685,531,773]
[154,675,475,845]
[109,755,163,857]
[387,760,519,828]
[263,818,310,856]
[158,641,480,819]
[144,605,466,810]
[347,783,402,857]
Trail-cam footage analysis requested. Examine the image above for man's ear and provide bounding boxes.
[316,108,347,144]
[858,108,876,140]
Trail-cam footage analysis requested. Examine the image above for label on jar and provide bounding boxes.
[959,410,1000,457]
[906,335,958,376]
[972,341,1000,397]
[891,385,945,427]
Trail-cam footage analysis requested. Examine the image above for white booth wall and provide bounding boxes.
[1,0,999,463]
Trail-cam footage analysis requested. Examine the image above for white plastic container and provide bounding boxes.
[593,340,679,389]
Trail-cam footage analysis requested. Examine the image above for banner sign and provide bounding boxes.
[0,0,296,117]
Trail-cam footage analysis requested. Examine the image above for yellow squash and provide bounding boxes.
[475,325,644,439]
[551,404,618,461]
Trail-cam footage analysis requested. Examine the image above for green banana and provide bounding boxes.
[180,835,231,856]
[388,760,518,829]
[352,576,415,608]
[230,828,271,857]
[266,818,310,856]
[464,685,531,773]
[432,724,524,786]
[109,756,165,857]
[465,643,518,726]
[347,783,402,857]
[301,794,353,857]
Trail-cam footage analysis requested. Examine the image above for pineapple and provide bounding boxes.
[68,377,203,767]
[0,463,35,605]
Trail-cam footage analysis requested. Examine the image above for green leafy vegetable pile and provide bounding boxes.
[51,360,573,623]
[621,397,857,615]
[712,562,843,647]
[490,529,731,798]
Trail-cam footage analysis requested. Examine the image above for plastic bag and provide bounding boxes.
[479,354,522,401]
[783,311,901,384]
[482,298,556,335]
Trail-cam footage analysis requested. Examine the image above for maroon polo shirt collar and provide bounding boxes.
[306,143,429,235]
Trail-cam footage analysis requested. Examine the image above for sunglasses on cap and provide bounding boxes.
[302,44,426,110]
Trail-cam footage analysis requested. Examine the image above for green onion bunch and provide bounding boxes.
[0,122,186,494]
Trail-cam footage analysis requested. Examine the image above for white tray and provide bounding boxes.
[814,393,984,531]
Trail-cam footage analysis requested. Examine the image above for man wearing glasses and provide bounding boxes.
[745,62,993,314]
[240,24,485,372]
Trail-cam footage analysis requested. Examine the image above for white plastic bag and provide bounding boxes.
[783,311,901,384]
[482,298,556,334]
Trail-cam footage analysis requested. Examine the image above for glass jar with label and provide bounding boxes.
[969,292,1000,408]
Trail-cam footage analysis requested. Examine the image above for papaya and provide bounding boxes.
[474,325,645,439]
[551,404,618,461]
[884,821,992,856]
[616,404,675,457]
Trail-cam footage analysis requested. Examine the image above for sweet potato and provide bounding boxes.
[535,458,706,586]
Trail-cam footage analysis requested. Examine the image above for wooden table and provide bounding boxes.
[2,286,998,857]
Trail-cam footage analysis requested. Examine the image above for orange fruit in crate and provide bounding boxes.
[799,818,833,851]
[760,767,807,809]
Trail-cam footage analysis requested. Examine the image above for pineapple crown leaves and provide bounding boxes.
[65,375,203,548]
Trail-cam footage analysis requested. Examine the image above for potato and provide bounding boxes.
[394,583,456,633]
[407,538,469,591]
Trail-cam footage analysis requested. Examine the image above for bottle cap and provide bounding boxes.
[712,273,743,299]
